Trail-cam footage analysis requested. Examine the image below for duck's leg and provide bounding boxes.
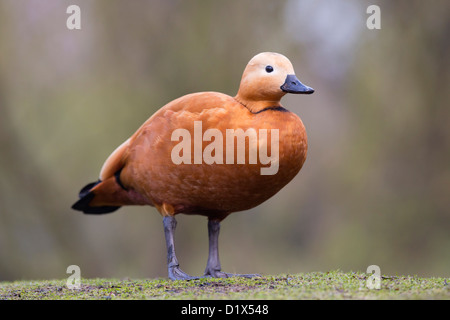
[163,216,197,280]
[204,219,260,278]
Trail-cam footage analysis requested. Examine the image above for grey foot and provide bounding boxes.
[204,268,260,278]
[168,266,198,280]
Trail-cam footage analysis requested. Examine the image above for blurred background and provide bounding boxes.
[0,0,449,281]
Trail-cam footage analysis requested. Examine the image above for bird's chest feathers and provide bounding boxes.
[167,110,307,177]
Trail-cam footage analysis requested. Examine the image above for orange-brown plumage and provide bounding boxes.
[72,52,314,279]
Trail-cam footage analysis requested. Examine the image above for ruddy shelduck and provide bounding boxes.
[72,52,314,280]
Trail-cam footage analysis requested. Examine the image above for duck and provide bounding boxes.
[72,52,314,280]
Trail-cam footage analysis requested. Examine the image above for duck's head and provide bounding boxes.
[235,52,314,113]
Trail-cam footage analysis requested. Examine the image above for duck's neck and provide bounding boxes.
[234,96,283,114]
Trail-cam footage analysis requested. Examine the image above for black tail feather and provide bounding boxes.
[71,180,121,214]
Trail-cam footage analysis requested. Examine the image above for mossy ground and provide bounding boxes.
[1,270,449,300]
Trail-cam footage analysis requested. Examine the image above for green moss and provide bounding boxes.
[1,271,449,300]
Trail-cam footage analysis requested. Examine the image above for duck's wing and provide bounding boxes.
[99,138,130,181]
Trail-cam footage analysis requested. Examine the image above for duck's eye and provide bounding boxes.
[265,65,274,73]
